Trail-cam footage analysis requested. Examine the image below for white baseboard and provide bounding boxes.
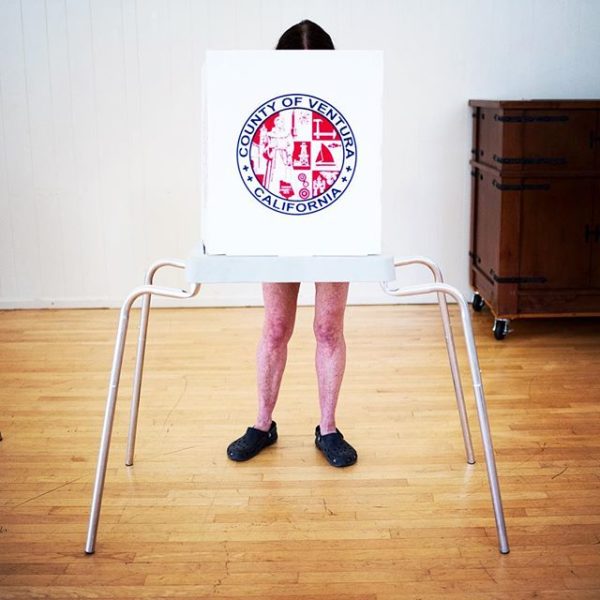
[0,296,450,309]
[0,282,464,310]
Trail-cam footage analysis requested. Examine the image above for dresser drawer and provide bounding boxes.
[472,105,599,173]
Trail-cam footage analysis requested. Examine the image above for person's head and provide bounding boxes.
[276,19,335,50]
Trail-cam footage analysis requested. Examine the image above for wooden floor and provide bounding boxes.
[0,304,599,599]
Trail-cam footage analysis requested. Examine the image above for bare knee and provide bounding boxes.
[313,282,348,349]
[314,318,344,349]
[263,317,294,350]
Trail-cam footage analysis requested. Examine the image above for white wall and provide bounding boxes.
[1,0,600,308]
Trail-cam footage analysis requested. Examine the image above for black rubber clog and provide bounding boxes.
[315,425,357,468]
[227,421,278,461]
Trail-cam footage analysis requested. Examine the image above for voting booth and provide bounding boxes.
[83,51,509,556]
[201,50,383,256]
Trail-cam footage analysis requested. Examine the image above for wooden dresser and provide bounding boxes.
[468,100,600,339]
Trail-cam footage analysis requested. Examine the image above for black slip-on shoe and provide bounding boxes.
[315,425,358,468]
[227,421,278,461]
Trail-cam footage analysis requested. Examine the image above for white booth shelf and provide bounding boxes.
[185,250,396,283]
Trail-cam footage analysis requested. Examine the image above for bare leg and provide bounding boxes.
[255,282,300,431]
[314,282,349,435]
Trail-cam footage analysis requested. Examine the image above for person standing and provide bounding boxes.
[227,20,357,468]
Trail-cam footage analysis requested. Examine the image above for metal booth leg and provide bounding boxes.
[126,260,187,467]
[386,258,475,464]
[85,274,200,555]
[382,280,509,554]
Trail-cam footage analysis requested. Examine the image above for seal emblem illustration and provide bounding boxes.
[236,94,357,215]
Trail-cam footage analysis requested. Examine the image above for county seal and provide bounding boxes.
[236,93,357,216]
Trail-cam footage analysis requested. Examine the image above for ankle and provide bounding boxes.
[254,419,272,432]
[319,422,336,436]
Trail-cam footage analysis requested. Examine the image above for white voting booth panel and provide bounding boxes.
[201,51,383,257]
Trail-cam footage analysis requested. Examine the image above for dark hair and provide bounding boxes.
[276,19,335,50]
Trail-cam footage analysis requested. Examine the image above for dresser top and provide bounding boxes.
[469,99,600,109]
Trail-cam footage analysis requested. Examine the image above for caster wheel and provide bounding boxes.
[493,319,510,341]
[472,292,485,312]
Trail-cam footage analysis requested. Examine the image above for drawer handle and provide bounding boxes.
[493,155,567,166]
[493,114,570,123]
[490,270,547,284]
[492,180,551,192]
